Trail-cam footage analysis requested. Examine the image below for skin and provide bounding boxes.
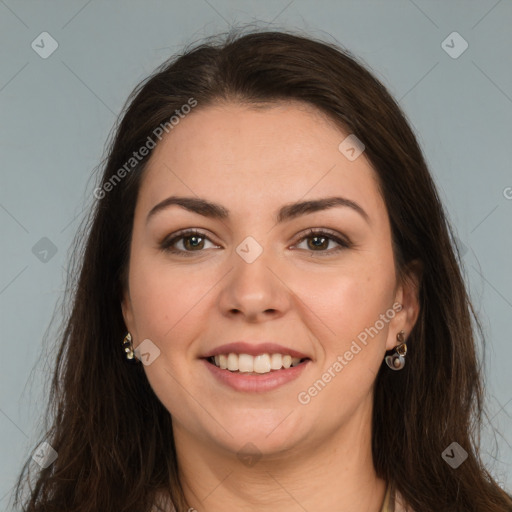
[122,101,421,512]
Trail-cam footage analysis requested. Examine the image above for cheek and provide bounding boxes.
[127,247,211,341]
[302,255,395,341]
[295,261,395,418]
[126,253,215,421]
[295,250,396,407]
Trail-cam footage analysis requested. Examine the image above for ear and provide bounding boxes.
[121,287,137,339]
[386,259,423,351]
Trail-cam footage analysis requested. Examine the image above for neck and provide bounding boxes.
[172,402,387,512]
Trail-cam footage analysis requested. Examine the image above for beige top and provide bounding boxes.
[382,484,409,512]
[380,484,392,512]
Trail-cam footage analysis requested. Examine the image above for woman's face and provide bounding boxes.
[122,101,419,458]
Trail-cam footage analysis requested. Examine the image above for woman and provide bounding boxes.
[14,29,512,511]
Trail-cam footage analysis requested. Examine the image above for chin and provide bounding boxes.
[207,414,307,455]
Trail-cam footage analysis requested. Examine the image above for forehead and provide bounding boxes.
[137,101,384,221]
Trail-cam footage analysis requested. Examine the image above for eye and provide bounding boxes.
[159,229,219,257]
[293,228,351,255]
[160,228,352,258]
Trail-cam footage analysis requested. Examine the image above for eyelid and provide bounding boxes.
[159,228,219,256]
[159,227,352,256]
[292,228,352,254]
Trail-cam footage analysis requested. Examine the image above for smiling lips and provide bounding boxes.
[202,341,311,376]
[210,353,304,373]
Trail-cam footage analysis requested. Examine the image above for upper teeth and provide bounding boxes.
[213,353,302,373]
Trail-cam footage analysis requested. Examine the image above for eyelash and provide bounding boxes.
[159,228,352,257]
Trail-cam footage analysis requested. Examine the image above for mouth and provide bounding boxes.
[204,353,311,375]
[200,341,312,391]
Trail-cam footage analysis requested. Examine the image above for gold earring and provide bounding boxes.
[385,330,407,370]
[122,333,135,360]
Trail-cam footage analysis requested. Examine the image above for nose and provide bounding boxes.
[217,240,291,323]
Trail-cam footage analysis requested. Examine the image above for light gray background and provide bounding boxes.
[1,0,511,507]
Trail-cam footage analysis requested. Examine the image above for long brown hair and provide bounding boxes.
[14,28,512,512]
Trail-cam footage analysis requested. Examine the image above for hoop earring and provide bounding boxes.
[122,332,135,360]
[385,330,407,370]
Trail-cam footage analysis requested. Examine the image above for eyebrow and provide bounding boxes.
[146,195,370,225]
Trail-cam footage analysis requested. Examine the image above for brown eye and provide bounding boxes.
[181,234,205,251]
[294,229,351,255]
[160,230,218,256]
